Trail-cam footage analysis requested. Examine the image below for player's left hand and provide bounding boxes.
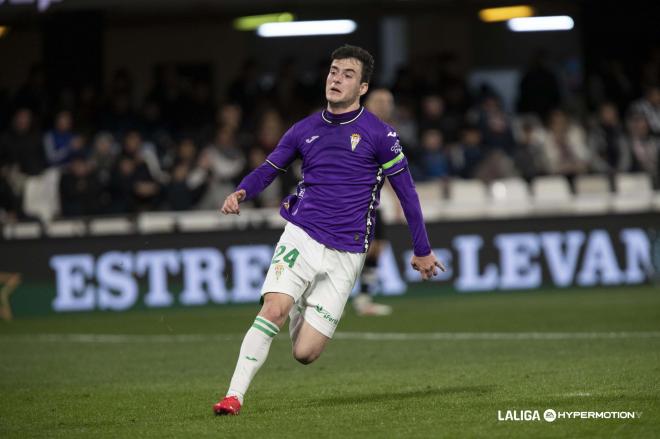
[411,252,446,280]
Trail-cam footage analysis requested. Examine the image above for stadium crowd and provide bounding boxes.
[1,51,659,222]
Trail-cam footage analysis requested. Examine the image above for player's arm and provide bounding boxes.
[221,125,299,215]
[376,130,445,280]
[388,169,445,280]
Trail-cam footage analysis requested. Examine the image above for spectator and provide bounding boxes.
[512,115,550,180]
[588,103,631,173]
[541,109,590,178]
[59,153,102,217]
[630,85,660,135]
[449,124,485,179]
[108,155,138,213]
[44,110,76,167]
[419,129,451,179]
[165,137,207,210]
[0,108,46,176]
[419,94,461,143]
[393,99,419,157]
[624,111,660,187]
[196,127,246,210]
[166,144,204,210]
[115,130,164,212]
[254,109,285,153]
[122,129,168,184]
[472,94,516,156]
[365,88,396,124]
[90,132,119,212]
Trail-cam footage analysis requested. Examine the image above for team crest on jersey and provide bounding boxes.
[350,133,361,151]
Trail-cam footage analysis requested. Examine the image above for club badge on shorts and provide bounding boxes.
[350,133,361,151]
[274,263,285,280]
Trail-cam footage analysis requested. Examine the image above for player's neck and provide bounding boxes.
[326,100,361,114]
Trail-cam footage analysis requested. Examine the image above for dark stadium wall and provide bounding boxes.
[103,22,251,103]
[0,26,42,91]
[43,11,104,93]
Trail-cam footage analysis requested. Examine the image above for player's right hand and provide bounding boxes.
[220,189,246,215]
[411,252,446,281]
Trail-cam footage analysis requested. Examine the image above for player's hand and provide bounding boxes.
[411,252,446,280]
[220,189,246,215]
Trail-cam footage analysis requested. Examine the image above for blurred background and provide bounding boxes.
[0,0,658,318]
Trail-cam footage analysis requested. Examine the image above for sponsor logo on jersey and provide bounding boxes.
[350,133,361,151]
[387,131,397,137]
[305,135,320,144]
[391,139,402,154]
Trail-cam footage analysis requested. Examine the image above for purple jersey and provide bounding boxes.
[238,107,431,255]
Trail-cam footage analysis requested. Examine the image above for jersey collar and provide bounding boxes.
[321,106,364,125]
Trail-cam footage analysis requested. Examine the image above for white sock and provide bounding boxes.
[226,316,279,405]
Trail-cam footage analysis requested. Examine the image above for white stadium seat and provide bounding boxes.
[444,179,488,219]
[415,181,444,221]
[46,220,86,238]
[487,178,532,217]
[89,217,135,235]
[22,168,61,223]
[177,210,235,232]
[531,176,574,214]
[137,212,177,234]
[612,173,653,212]
[2,222,41,239]
[574,175,611,214]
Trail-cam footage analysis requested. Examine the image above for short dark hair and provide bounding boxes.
[331,45,375,84]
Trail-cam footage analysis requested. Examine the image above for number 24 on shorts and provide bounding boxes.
[271,245,300,268]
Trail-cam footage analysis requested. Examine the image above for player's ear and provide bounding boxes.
[359,83,369,97]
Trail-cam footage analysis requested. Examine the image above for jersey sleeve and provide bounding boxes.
[374,124,408,177]
[265,123,300,171]
[237,123,300,200]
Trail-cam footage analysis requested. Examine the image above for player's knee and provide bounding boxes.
[259,302,289,327]
[292,346,321,365]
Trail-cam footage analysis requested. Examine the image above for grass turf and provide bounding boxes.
[0,286,659,438]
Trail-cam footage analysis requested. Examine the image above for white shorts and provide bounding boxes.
[261,222,366,338]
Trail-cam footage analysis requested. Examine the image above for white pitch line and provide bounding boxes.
[334,331,660,341]
[0,331,659,344]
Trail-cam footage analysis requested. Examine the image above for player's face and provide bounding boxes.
[326,58,368,108]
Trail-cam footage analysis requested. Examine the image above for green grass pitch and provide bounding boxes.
[1,286,659,438]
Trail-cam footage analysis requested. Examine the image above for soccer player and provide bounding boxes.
[214,45,444,416]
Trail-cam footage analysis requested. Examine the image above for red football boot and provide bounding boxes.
[213,396,241,416]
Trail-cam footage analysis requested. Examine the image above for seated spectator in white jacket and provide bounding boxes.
[541,109,590,177]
